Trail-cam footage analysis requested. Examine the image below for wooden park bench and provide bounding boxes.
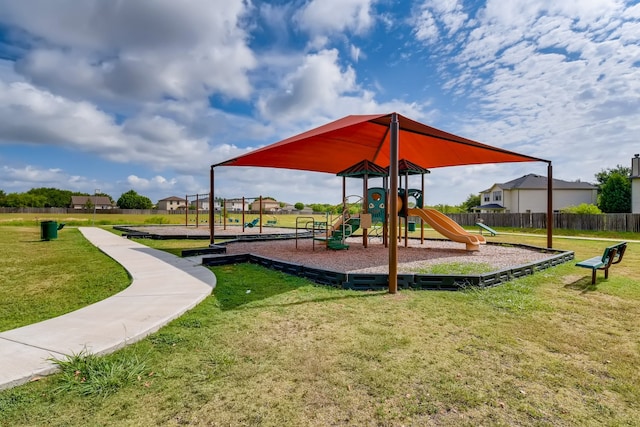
[575,242,627,285]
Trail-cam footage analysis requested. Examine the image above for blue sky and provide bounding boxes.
[1,0,639,206]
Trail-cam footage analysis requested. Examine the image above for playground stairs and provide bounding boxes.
[327,217,360,250]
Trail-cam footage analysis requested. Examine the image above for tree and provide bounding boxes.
[26,187,74,207]
[294,202,305,210]
[117,190,153,209]
[595,165,630,188]
[83,198,95,210]
[459,194,481,212]
[3,192,47,207]
[599,173,631,213]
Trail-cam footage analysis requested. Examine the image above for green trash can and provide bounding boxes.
[40,220,59,240]
[407,221,416,232]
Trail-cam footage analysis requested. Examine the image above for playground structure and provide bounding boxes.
[294,156,485,252]
[191,186,488,251]
[294,170,486,252]
[295,194,371,251]
[210,112,555,293]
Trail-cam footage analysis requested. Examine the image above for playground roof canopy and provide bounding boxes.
[337,160,388,178]
[395,159,431,176]
[215,113,549,173]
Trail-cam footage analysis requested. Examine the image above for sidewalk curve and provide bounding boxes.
[0,227,216,391]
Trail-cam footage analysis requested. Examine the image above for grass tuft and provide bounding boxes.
[49,349,147,397]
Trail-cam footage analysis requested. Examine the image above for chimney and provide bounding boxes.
[632,153,640,178]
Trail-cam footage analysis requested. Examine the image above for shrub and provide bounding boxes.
[560,203,602,214]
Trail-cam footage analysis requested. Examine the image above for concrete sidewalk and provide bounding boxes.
[0,227,216,391]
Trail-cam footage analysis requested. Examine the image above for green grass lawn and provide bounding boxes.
[1,225,639,425]
[0,226,130,331]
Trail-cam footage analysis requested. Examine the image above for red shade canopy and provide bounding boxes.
[215,113,548,173]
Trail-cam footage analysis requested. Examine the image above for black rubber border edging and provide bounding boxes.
[201,244,575,291]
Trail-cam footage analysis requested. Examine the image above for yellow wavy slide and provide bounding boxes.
[407,208,486,251]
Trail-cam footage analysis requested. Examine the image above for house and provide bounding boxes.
[157,196,186,211]
[70,196,114,210]
[193,199,210,210]
[475,174,598,213]
[223,198,249,212]
[249,199,281,212]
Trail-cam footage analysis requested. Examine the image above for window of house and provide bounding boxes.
[493,191,502,201]
[483,194,490,202]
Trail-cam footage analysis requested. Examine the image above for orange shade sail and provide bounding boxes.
[215,113,548,172]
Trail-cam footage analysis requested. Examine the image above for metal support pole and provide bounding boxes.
[547,163,553,249]
[388,113,399,294]
[363,173,368,248]
[259,196,263,234]
[421,173,424,244]
[383,176,388,248]
[404,172,408,247]
[209,167,214,245]
[195,193,199,227]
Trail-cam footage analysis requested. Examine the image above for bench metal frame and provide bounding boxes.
[575,242,627,285]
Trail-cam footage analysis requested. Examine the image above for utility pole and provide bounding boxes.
[92,189,100,225]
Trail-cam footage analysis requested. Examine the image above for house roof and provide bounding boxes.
[475,203,506,210]
[481,174,597,193]
[215,113,548,173]
[158,196,186,202]
[70,196,113,205]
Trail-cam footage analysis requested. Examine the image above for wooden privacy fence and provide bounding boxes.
[442,213,640,233]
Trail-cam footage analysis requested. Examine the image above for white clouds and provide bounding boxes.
[1,0,639,207]
[0,81,121,146]
[408,0,640,190]
[412,0,468,43]
[295,0,375,39]
[2,0,256,102]
[0,80,253,173]
[0,164,100,193]
[257,49,359,122]
[413,8,439,43]
[126,175,177,191]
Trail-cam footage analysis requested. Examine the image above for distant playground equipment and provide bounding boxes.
[244,218,259,228]
[214,195,285,234]
[266,216,278,226]
[476,221,498,236]
[184,193,209,228]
